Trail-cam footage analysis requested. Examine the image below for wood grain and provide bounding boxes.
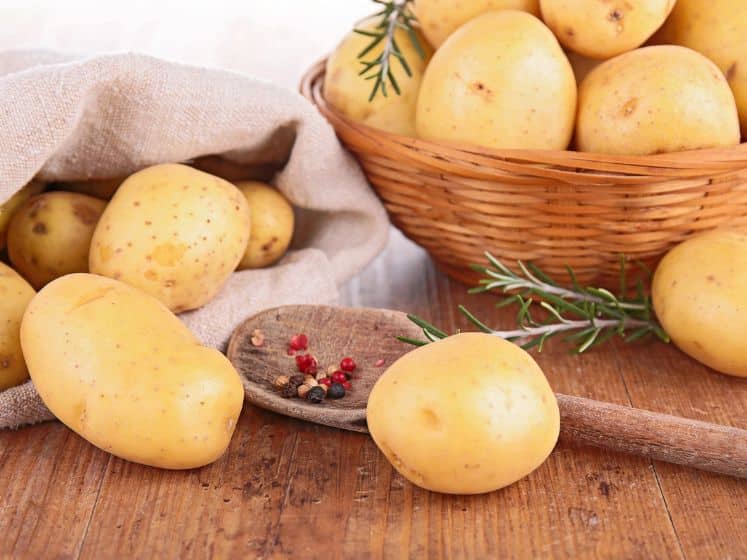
[1,229,745,559]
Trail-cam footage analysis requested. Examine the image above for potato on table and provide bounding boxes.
[367,333,559,494]
[236,181,294,270]
[0,263,35,391]
[7,191,106,289]
[89,163,251,313]
[20,273,244,469]
[653,231,747,378]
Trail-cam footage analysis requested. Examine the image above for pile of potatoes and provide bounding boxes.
[0,163,295,468]
[325,0,745,156]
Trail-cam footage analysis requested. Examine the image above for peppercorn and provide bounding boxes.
[289,333,309,351]
[328,382,345,399]
[340,357,356,373]
[303,375,318,387]
[317,383,328,394]
[318,377,332,388]
[273,375,290,389]
[306,386,326,404]
[316,370,329,382]
[331,370,347,384]
[342,381,352,391]
[297,384,312,399]
[281,374,305,398]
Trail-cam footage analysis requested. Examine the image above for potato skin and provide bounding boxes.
[576,46,740,155]
[0,263,35,391]
[0,181,45,250]
[540,0,675,60]
[415,11,576,151]
[413,0,540,48]
[236,181,294,270]
[324,16,432,136]
[367,332,559,494]
[20,274,244,468]
[89,164,251,313]
[653,0,747,135]
[7,192,106,289]
[653,231,747,378]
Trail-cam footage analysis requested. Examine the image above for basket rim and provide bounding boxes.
[300,58,747,182]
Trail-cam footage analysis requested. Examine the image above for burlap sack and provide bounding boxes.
[0,50,389,429]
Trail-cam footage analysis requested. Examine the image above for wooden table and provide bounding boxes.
[1,228,746,559]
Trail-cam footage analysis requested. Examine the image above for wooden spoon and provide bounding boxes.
[227,305,747,479]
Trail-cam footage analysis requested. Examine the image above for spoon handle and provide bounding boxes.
[556,393,747,478]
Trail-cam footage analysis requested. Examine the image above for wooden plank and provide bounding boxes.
[619,341,747,559]
[0,422,109,558]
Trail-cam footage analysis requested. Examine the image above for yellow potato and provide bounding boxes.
[652,231,747,378]
[7,192,106,289]
[0,181,45,250]
[367,333,559,494]
[653,0,747,135]
[21,273,244,468]
[415,11,576,150]
[89,164,251,313]
[0,263,35,391]
[576,46,740,155]
[324,16,433,136]
[55,177,123,200]
[413,0,540,48]
[540,0,675,59]
[236,181,294,269]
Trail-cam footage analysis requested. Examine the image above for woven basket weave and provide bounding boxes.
[301,60,747,287]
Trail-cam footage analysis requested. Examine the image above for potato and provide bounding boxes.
[0,263,35,391]
[0,180,45,250]
[367,333,559,494]
[413,0,540,48]
[89,163,251,313]
[235,181,294,270]
[540,0,675,59]
[576,46,741,155]
[415,11,576,151]
[324,16,433,136]
[54,177,123,200]
[652,0,747,135]
[21,273,244,468]
[7,192,106,289]
[652,231,747,378]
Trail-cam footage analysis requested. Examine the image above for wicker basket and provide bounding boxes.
[300,60,747,287]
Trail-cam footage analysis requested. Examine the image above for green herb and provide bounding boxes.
[400,253,670,353]
[355,0,425,101]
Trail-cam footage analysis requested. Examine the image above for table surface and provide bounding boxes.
[1,228,746,559]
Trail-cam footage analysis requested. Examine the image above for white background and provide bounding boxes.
[0,0,373,87]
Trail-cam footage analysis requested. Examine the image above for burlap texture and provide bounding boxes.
[0,50,388,429]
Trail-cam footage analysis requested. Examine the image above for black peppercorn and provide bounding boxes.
[306,386,326,404]
[281,374,305,398]
[327,382,345,399]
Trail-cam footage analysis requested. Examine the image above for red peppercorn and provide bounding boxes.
[302,355,318,375]
[295,354,309,371]
[331,370,347,384]
[289,333,309,351]
[342,381,352,390]
[340,357,356,372]
[318,377,332,387]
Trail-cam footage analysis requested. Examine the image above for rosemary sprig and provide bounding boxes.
[355,0,425,101]
[400,253,670,353]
